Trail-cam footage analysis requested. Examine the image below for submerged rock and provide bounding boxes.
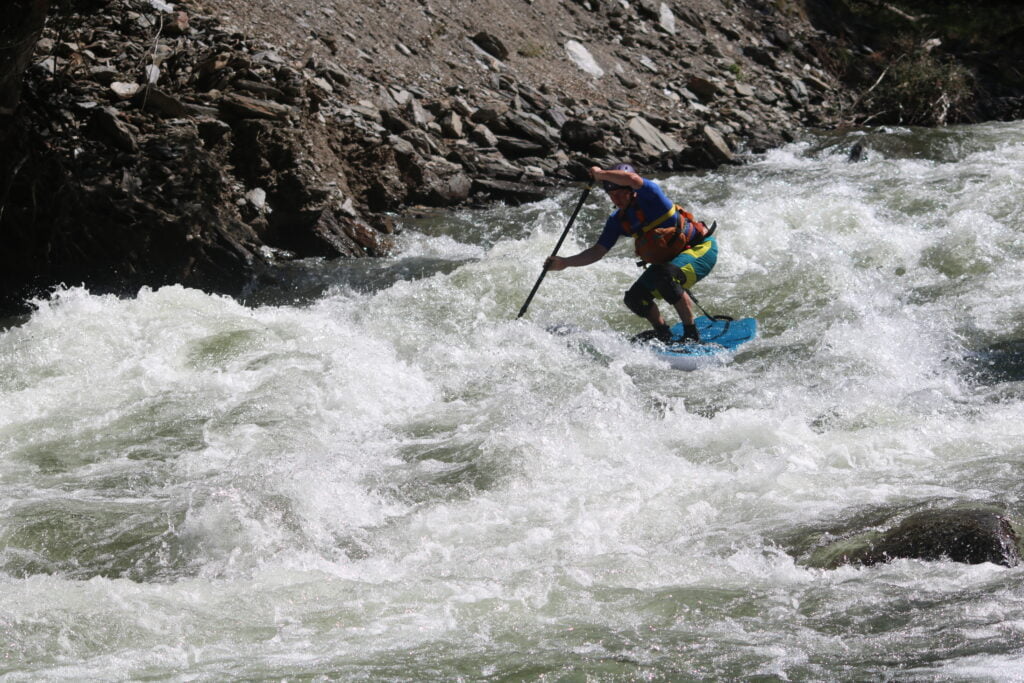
[848,141,866,162]
[804,506,1023,569]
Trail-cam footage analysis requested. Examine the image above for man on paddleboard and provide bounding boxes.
[545,164,718,343]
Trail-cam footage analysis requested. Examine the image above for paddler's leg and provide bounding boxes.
[651,265,699,342]
[665,238,719,342]
[636,264,698,342]
[671,293,700,342]
[673,291,697,325]
[624,279,671,342]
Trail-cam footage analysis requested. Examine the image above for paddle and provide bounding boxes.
[516,183,594,319]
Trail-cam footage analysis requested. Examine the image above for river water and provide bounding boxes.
[2,121,1024,680]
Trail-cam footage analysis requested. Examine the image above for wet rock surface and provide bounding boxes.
[794,505,1024,569]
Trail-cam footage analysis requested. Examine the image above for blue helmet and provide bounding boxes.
[602,163,637,191]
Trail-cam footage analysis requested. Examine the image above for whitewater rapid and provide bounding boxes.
[2,121,1024,679]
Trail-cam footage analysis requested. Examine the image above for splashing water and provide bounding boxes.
[2,122,1024,679]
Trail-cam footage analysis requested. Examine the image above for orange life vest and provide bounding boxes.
[619,204,710,264]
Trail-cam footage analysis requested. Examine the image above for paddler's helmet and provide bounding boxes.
[602,163,637,191]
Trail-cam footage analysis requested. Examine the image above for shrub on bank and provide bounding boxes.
[860,37,974,126]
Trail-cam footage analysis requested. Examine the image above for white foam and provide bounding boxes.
[3,122,1024,679]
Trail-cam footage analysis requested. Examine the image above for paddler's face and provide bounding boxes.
[606,187,633,209]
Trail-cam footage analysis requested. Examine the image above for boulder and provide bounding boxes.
[471,178,548,205]
[403,158,472,206]
[564,40,604,77]
[687,75,724,103]
[401,129,442,156]
[233,79,286,101]
[136,85,189,118]
[560,119,604,151]
[658,3,677,35]
[267,207,392,258]
[806,507,1023,569]
[381,108,414,134]
[698,124,734,164]
[627,115,683,154]
[495,135,547,158]
[471,32,509,61]
[469,123,499,147]
[88,107,138,152]
[504,111,558,148]
[219,92,292,121]
[439,111,464,139]
[848,141,866,162]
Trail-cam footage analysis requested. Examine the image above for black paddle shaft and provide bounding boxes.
[517,184,593,319]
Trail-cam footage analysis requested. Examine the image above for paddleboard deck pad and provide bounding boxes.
[642,315,758,371]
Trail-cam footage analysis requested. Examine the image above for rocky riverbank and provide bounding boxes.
[0,0,1019,316]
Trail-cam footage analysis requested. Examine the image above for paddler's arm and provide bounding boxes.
[591,165,643,190]
[546,245,608,271]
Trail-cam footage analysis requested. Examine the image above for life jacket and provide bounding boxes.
[619,203,711,264]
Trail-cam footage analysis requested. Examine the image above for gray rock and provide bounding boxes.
[756,88,779,105]
[274,208,392,258]
[401,128,442,156]
[440,111,464,138]
[469,123,499,147]
[687,75,724,103]
[110,81,140,100]
[809,507,1023,569]
[406,98,432,127]
[470,103,508,124]
[234,79,286,101]
[697,124,734,165]
[744,45,779,70]
[790,77,809,99]
[387,87,414,107]
[848,141,866,162]
[471,31,509,61]
[616,71,640,89]
[564,40,604,77]
[475,155,526,181]
[627,115,682,154]
[542,107,569,129]
[675,5,707,31]
[496,135,547,158]
[319,63,350,87]
[504,111,558,147]
[136,86,189,118]
[560,119,604,151]
[415,159,472,206]
[381,109,414,133]
[471,177,548,205]
[658,3,677,34]
[89,107,137,152]
[388,134,419,160]
[517,83,552,111]
[219,92,292,120]
[734,82,755,98]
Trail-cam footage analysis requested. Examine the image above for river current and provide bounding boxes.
[2,121,1024,680]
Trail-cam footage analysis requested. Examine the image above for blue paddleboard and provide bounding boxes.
[653,316,758,371]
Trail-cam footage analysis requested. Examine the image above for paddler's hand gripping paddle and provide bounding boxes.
[516,182,594,319]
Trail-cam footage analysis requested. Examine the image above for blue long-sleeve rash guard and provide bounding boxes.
[596,178,676,251]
